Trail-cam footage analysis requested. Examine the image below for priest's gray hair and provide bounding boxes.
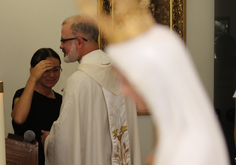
[62,15,99,43]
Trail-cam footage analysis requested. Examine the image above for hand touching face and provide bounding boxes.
[30,57,61,88]
[30,60,54,81]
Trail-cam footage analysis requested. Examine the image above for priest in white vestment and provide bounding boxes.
[43,15,141,165]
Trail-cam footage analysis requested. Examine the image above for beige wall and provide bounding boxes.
[186,0,215,100]
[0,0,214,165]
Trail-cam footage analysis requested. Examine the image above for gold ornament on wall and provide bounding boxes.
[97,0,186,50]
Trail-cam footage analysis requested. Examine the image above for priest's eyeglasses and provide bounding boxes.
[44,67,62,76]
[60,36,88,44]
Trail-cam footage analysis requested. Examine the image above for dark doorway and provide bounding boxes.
[214,1,236,164]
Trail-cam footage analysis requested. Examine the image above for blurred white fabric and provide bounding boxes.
[106,24,230,165]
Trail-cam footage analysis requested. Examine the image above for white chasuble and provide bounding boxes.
[44,50,140,165]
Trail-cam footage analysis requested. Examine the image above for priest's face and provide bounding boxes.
[63,41,80,63]
[114,68,148,110]
[60,22,79,63]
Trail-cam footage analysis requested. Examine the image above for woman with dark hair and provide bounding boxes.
[11,48,62,165]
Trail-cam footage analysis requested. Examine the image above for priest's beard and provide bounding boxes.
[64,41,79,63]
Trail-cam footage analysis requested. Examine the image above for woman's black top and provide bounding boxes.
[12,88,62,165]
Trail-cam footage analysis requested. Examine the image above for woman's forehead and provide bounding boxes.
[46,57,60,66]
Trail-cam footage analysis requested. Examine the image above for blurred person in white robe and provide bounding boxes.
[105,24,230,165]
[42,15,141,165]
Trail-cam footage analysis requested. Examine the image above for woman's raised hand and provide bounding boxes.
[30,60,53,81]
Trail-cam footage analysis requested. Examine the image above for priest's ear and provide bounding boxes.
[76,37,86,48]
